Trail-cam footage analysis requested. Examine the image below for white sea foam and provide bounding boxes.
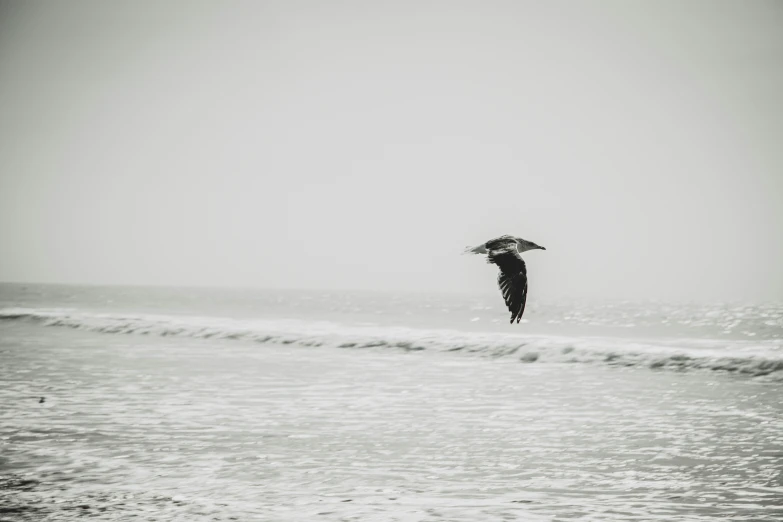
[3,307,782,378]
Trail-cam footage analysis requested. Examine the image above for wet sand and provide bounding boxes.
[1,322,782,521]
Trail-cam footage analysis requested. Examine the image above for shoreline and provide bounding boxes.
[1,324,782,520]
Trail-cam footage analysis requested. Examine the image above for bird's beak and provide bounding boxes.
[538,246,546,250]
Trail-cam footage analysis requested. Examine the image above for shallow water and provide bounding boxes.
[2,322,782,521]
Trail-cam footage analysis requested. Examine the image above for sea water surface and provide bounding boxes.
[1,283,782,521]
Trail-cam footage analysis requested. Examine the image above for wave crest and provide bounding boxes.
[2,307,782,379]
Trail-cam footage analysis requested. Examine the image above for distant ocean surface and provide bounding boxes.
[2,283,782,521]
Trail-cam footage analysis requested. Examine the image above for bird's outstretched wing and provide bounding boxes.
[488,249,528,324]
[484,235,517,251]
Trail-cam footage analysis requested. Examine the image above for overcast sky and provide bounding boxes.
[1,0,781,302]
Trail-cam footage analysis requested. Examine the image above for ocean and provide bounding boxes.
[1,283,781,521]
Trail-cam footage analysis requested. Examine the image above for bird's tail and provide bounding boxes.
[463,244,488,255]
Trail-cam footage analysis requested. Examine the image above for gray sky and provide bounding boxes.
[1,0,781,302]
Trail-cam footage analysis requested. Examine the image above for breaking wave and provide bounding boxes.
[2,307,782,379]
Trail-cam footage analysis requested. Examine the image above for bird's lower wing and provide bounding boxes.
[489,250,529,324]
[498,272,528,323]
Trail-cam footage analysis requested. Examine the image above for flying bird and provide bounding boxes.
[464,235,546,324]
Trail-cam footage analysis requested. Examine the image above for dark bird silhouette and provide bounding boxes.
[39,397,45,404]
[464,235,546,324]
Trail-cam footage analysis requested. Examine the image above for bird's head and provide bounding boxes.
[515,237,546,253]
